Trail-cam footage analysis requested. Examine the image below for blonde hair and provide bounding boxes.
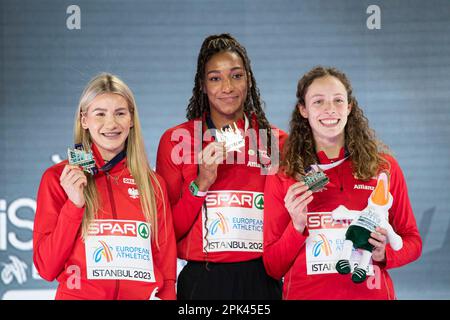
[74,73,163,246]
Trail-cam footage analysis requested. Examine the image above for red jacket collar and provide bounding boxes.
[316,147,347,164]
[201,112,256,132]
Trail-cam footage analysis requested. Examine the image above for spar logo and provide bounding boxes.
[138,223,149,239]
[209,212,230,235]
[307,213,351,230]
[205,192,254,209]
[93,240,113,263]
[312,234,332,257]
[88,220,137,237]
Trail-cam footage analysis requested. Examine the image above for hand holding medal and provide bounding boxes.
[61,145,93,208]
[60,164,87,209]
[284,181,314,233]
[284,167,329,233]
[195,141,226,193]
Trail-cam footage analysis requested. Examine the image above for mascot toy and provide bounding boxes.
[331,171,403,283]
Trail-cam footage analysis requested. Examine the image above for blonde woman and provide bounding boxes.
[33,73,176,299]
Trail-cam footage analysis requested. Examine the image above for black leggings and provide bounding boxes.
[177,258,282,300]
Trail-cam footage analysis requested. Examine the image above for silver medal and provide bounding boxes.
[68,147,96,175]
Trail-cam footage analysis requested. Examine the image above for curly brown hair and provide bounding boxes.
[282,66,390,181]
[186,33,274,148]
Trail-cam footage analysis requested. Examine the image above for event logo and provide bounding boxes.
[1,256,28,285]
[93,241,113,263]
[209,212,229,236]
[312,234,333,257]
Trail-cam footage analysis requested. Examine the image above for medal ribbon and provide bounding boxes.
[74,143,126,175]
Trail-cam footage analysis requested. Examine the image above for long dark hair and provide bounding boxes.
[282,66,390,181]
[186,33,273,139]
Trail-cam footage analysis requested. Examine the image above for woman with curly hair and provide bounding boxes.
[263,66,422,299]
[156,33,286,299]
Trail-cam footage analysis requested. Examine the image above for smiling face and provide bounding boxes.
[298,75,352,150]
[81,93,133,161]
[203,51,248,126]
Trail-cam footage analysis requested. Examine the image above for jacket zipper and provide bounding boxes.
[338,163,344,192]
[106,173,120,300]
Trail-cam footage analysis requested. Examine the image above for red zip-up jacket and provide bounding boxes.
[263,149,422,299]
[33,143,177,300]
[156,113,287,262]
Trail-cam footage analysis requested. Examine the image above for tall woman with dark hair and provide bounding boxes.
[263,66,422,299]
[156,34,286,299]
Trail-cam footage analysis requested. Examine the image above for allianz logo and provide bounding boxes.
[353,184,375,191]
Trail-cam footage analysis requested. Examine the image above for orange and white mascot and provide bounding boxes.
[331,172,403,283]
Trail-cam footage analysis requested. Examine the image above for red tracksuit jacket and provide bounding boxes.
[156,113,287,262]
[33,143,177,300]
[263,149,422,299]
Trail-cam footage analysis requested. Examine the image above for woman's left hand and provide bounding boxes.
[369,227,388,262]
